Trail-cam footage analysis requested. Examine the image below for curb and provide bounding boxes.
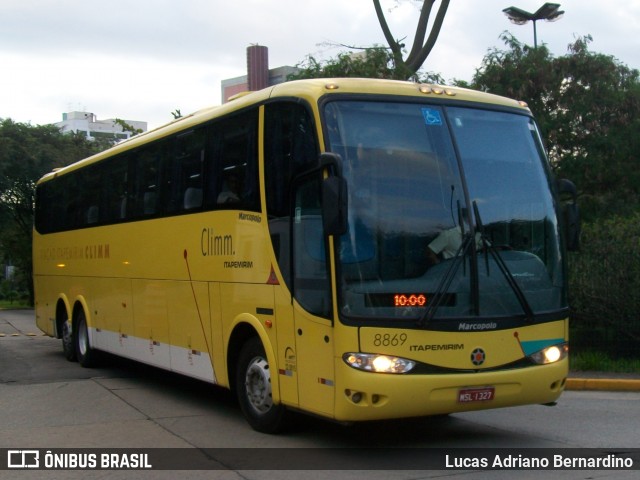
[565,378,640,392]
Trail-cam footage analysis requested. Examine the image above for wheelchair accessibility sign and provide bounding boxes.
[422,108,443,126]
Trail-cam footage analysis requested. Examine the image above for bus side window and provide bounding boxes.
[80,164,102,226]
[264,101,319,290]
[292,175,332,318]
[103,154,129,221]
[214,109,259,211]
[34,183,53,233]
[36,175,71,233]
[167,129,205,213]
[132,146,164,218]
[264,101,318,217]
[64,174,82,230]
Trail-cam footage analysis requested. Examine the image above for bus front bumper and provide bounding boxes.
[332,358,568,422]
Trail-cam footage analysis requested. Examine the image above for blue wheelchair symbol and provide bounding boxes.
[422,108,443,126]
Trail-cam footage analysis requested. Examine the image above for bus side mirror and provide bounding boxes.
[322,176,348,237]
[557,178,580,251]
[319,152,348,237]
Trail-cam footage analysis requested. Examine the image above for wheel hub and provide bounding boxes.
[245,357,273,414]
[77,320,88,356]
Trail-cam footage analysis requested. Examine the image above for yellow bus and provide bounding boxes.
[34,78,575,433]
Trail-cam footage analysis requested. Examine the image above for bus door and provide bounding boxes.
[290,174,336,417]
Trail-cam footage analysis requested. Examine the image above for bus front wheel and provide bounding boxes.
[236,337,286,433]
[74,309,98,368]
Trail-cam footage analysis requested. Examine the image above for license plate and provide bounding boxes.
[458,386,495,403]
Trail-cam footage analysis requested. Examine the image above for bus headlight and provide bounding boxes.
[529,343,568,365]
[343,353,416,374]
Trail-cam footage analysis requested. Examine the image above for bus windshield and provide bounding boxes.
[324,100,566,325]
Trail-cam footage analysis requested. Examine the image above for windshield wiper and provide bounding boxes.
[472,201,534,321]
[418,201,535,327]
[418,232,474,327]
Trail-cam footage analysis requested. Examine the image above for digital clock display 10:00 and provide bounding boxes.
[393,294,427,307]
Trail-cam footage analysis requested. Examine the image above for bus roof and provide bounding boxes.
[270,78,529,111]
[38,78,530,184]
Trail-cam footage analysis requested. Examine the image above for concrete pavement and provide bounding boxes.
[2,309,639,392]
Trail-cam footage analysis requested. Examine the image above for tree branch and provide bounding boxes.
[407,0,450,73]
[373,0,403,59]
[318,40,393,52]
[406,0,435,65]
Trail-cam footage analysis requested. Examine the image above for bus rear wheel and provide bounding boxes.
[61,315,76,362]
[236,337,286,433]
[74,309,98,368]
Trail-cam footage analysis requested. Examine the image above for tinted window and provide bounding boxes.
[264,102,318,217]
[34,107,261,234]
[214,110,260,211]
[264,101,319,290]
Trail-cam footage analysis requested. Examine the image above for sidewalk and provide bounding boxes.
[566,370,640,392]
[2,308,639,392]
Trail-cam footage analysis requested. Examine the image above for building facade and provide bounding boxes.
[55,111,147,140]
[221,45,298,103]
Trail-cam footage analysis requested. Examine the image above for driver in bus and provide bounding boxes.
[426,224,485,265]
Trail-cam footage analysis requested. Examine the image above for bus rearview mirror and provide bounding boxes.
[322,176,348,237]
[557,178,580,251]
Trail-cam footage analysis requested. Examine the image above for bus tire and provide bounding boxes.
[61,315,76,362]
[236,337,286,433]
[74,309,98,368]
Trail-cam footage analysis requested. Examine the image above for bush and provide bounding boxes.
[568,212,640,358]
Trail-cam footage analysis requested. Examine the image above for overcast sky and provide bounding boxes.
[2,0,639,130]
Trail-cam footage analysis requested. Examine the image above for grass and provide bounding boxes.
[570,350,640,373]
[0,299,32,310]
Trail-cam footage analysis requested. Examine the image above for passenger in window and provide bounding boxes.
[217,170,242,204]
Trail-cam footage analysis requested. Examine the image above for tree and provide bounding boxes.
[470,34,640,357]
[0,119,112,303]
[470,33,640,219]
[113,118,144,136]
[289,46,444,84]
[373,0,450,79]
[290,47,397,80]
[290,0,450,82]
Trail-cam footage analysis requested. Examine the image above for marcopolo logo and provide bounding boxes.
[458,322,497,331]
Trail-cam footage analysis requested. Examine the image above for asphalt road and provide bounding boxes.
[1,309,638,480]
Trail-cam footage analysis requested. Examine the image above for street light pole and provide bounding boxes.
[502,3,564,49]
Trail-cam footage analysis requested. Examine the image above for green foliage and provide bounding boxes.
[288,46,445,84]
[471,33,640,221]
[0,119,113,304]
[471,33,640,360]
[570,350,640,373]
[0,279,20,303]
[568,213,640,358]
[290,47,397,80]
[113,118,144,136]
[290,1,451,82]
